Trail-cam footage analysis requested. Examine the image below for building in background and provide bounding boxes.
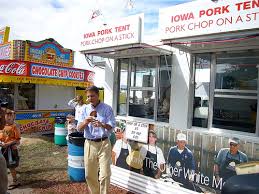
[80,1,259,193]
[0,27,94,133]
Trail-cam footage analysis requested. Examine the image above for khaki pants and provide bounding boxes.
[84,139,111,194]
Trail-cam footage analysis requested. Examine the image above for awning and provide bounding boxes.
[80,43,173,59]
[162,30,259,53]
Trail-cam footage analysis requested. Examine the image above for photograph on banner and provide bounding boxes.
[113,120,259,193]
[113,120,165,178]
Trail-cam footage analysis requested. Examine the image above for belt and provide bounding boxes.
[87,136,108,142]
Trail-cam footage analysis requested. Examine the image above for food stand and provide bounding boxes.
[0,27,94,133]
[79,1,259,193]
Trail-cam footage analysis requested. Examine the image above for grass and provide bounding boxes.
[15,134,131,194]
[17,135,68,189]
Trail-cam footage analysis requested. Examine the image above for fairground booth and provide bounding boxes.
[0,27,94,133]
[80,0,259,193]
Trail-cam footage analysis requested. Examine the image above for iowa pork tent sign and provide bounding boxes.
[159,0,259,40]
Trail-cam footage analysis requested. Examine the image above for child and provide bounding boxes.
[0,109,21,189]
[65,114,77,141]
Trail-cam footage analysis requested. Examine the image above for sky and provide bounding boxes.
[0,0,191,86]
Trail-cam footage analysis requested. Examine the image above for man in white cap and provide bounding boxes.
[214,137,248,182]
[167,133,195,189]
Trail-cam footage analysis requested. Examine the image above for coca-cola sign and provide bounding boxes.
[0,60,28,76]
[85,71,95,83]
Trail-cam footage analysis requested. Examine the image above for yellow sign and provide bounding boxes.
[0,26,10,45]
[17,118,54,133]
[0,75,93,88]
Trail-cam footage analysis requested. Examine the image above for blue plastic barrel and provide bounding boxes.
[67,132,86,182]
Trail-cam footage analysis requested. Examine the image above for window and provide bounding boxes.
[117,59,129,116]
[193,54,211,128]
[17,84,35,110]
[129,90,155,119]
[0,84,15,109]
[157,56,172,122]
[117,55,172,122]
[192,51,259,133]
[213,51,258,133]
[129,57,156,119]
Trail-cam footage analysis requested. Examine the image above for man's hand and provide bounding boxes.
[85,116,95,125]
[77,116,95,131]
[92,120,104,128]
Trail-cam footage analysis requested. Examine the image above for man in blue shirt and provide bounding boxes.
[214,137,248,183]
[78,86,115,194]
[167,133,195,190]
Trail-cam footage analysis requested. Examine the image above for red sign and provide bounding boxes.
[0,60,28,76]
[0,60,94,84]
[85,71,95,83]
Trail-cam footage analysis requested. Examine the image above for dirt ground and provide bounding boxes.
[7,133,133,194]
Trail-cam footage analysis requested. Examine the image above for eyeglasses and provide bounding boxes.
[230,143,238,147]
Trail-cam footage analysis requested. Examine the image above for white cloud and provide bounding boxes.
[0,0,191,86]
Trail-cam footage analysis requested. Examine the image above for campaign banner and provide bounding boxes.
[113,119,259,193]
[159,0,259,40]
[80,14,142,51]
[0,43,11,59]
[0,60,29,76]
[30,63,85,81]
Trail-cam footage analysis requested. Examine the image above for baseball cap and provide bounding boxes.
[229,137,240,145]
[177,133,187,141]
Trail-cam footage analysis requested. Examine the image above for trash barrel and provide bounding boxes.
[67,132,86,182]
[54,116,67,145]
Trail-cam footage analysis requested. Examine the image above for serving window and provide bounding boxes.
[17,84,36,110]
[0,84,15,109]
[192,50,259,134]
[0,83,35,111]
[117,55,172,122]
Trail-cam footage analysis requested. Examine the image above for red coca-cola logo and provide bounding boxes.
[0,62,27,76]
[87,72,95,82]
